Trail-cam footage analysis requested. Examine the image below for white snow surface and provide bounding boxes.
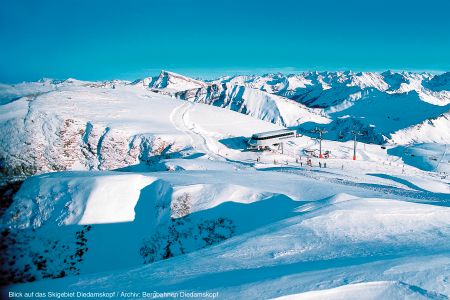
[1,71,450,299]
[273,281,434,300]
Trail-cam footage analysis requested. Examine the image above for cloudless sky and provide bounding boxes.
[0,0,449,82]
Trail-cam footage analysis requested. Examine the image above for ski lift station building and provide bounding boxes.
[247,129,297,150]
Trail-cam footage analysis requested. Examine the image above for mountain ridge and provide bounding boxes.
[146,70,450,144]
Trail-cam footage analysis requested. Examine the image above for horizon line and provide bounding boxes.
[1,68,449,84]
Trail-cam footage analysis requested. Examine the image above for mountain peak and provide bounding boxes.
[148,70,207,92]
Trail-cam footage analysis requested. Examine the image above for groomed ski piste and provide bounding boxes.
[1,71,450,299]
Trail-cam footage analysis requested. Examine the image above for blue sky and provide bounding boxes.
[0,0,449,82]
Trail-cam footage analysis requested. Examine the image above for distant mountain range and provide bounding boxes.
[146,70,450,144]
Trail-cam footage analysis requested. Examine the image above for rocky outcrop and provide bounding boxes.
[0,104,177,177]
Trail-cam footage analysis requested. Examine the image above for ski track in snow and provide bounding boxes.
[170,101,224,161]
[261,166,450,205]
[170,101,254,169]
[436,144,448,172]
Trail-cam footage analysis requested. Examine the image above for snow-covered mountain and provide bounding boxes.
[147,70,207,92]
[0,81,188,176]
[1,70,450,299]
[207,70,449,107]
[175,83,329,127]
[1,70,449,177]
[147,70,450,144]
[0,78,287,177]
[423,71,450,92]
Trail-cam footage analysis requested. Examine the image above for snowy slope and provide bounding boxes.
[390,112,450,145]
[1,124,449,286]
[3,179,450,298]
[319,90,450,143]
[1,70,450,299]
[0,82,188,176]
[388,143,450,173]
[0,79,284,176]
[274,281,437,300]
[176,83,330,127]
[1,71,448,178]
[0,79,57,105]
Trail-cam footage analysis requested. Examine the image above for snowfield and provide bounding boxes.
[1,71,449,299]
